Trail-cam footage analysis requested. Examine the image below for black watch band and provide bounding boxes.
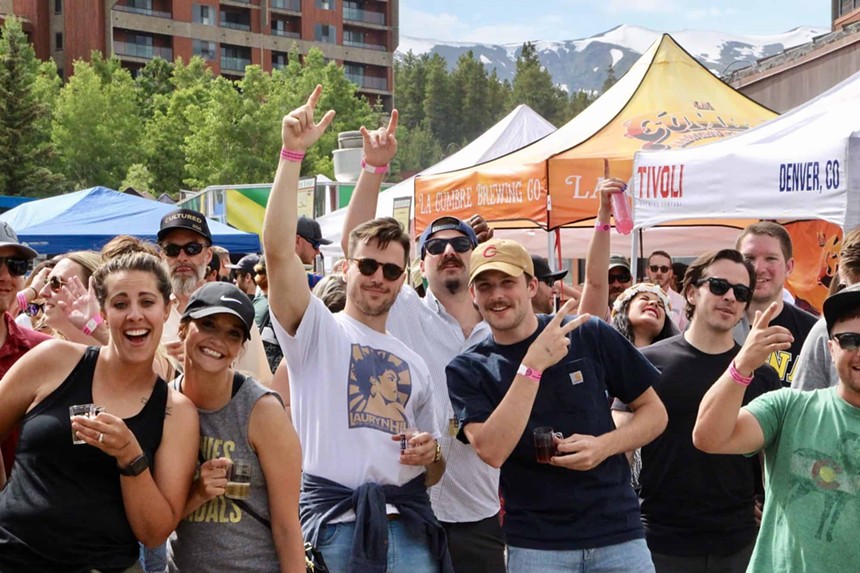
[118,454,149,477]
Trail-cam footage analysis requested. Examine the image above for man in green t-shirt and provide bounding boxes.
[693,285,860,573]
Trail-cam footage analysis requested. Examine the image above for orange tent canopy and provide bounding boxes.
[414,34,776,234]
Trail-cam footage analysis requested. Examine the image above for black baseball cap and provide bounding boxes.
[181,282,255,340]
[531,255,567,283]
[297,216,331,246]
[158,208,212,244]
[824,284,860,334]
[226,254,260,275]
[418,216,479,259]
[0,222,37,259]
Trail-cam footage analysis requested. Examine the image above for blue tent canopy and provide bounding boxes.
[0,187,261,255]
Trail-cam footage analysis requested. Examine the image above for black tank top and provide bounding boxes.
[0,346,168,573]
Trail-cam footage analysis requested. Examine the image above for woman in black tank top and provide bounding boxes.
[167,282,305,572]
[0,244,200,573]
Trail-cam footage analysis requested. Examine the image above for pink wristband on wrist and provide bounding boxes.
[82,314,104,336]
[361,158,389,174]
[16,292,27,312]
[595,221,611,231]
[728,361,753,387]
[280,148,305,163]
[517,363,542,382]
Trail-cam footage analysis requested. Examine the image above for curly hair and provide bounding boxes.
[611,288,678,347]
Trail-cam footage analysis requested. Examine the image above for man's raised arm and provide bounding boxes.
[263,85,335,335]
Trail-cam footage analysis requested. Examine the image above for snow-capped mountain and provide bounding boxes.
[397,25,828,92]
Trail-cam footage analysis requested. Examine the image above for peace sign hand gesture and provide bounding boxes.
[522,299,591,373]
[360,109,399,168]
[281,84,336,152]
[734,301,793,375]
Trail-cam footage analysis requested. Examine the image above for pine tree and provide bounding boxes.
[601,64,618,93]
[511,42,566,126]
[422,54,457,148]
[451,51,490,144]
[0,17,64,196]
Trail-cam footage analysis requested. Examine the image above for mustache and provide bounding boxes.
[437,255,464,269]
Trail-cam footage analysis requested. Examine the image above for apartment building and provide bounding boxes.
[0,0,397,109]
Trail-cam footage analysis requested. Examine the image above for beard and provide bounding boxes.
[442,277,465,295]
[171,266,205,298]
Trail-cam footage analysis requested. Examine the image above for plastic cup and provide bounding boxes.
[225,460,252,500]
[69,404,98,445]
[400,428,419,452]
[533,427,562,463]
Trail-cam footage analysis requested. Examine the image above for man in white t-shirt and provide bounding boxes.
[645,250,688,331]
[264,88,450,573]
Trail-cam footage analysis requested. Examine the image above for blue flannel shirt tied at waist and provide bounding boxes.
[300,472,454,573]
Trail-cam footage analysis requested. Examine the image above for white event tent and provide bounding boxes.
[318,104,556,257]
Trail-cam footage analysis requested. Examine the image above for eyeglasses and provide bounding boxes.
[424,236,473,256]
[301,235,322,251]
[649,265,671,274]
[24,302,43,317]
[351,258,405,281]
[161,242,205,257]
[832,332,860,351]
[609,271,632,284]
[48,276,67,292]
[696,277,752,303]
[0,256,29,277]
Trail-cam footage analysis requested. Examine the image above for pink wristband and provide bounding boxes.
[595,221,611,231]
[280,148,305,163]
[16,292,27,312]
[361,158,389,174]
[82,314,104,336]
[517,363,542,382]
[728,361,753,387]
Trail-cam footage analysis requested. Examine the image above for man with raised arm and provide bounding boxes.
[263,86,450,573]
[694,287,858,573]
[447,238,667,572]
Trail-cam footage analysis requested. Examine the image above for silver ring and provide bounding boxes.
[98,432,104,443]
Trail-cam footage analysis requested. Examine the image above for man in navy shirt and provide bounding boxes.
[446,238,668,573]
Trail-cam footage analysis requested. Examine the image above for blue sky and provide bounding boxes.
[399,0,831,44]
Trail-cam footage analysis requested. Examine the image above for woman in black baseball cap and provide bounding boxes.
[168,282,305,572]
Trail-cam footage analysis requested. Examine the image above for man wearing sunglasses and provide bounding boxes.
[265,89,450,572]
[645,250,687,331]
[157,208,272,385]
[694,285,860,573]
[296,215,331,289]
[0,222,52,485]
[735,222,817,387]
[613,249,781,573]
[608,255,634,306]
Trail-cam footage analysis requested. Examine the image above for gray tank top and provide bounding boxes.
[168,373,284,573]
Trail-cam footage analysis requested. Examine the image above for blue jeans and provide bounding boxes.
[317,519,440,573]
[139,542,167,573]
[507,538,655,573]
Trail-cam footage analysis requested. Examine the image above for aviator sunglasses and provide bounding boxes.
[832,332,860,352]
[48,276,67,293]
[351,258,405,281]
[161,242,205,257]
[424,236,473,256]
[696,277,752,303]
[0,256,29,277]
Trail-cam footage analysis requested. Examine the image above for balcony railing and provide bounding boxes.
[345,73,388,91]
[343,39,386,51]
[221,56,251,71]
[343,7,385,25]
[113,3,172,18]
[221,20,252,31]
[272,28,301,38]
[271,0,302,11]
[115,41,173,60]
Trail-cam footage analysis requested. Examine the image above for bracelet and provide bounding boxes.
[28,286,38,299]
[595,221,611,231]
[728,361,753,387]
[280,148,305,163]
[433,441,442,463]
[82,314,104,336]
[517,363,542,382]
[16,292,27,312]
[361,158,389,174]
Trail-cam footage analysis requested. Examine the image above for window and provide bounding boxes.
[343,30,364,44]
[192,4,215,25]
[55,33,63,51]
[55,0,63,14]
[314,24,335,43]
[127,33,154,47]
[272,52,289,69]
[316,0,335,9]
[193,39,217,61]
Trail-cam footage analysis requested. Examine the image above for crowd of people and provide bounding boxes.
[0,86,857,573]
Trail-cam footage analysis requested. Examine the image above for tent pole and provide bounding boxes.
[631,228,641,281]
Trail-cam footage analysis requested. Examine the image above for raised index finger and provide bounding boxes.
[306,84,323,109]
[754,301,780,329]
[603,158,610,180]
[560,313,591,336]
[386,109,399,135]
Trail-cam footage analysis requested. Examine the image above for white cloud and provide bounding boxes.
[399,5,554,45]
[604,0,676,14]
[687,7,739,21]
[398,8,470,42]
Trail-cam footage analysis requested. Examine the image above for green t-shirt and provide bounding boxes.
[744,387,860,573]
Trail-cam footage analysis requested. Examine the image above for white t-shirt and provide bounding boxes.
[273,296,439,493]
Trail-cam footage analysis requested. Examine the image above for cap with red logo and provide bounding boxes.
[469,239,534,284]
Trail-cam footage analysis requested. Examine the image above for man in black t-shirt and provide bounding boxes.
[734,222,817,385]
[614,249,781,573]
[447,239,667,573]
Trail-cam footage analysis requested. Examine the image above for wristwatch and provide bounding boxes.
[433,441,442,463]
[118,454,149,477]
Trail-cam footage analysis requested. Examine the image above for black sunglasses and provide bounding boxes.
[696,277,752,303]
[540,277,556,287]
[424,236,473,256]
[832,332,860,351]
[302,235,321,250]
[0,256,29,277]
[609,271,632,284]
[649,265,671,273]
[48,276,67,293]
[162,242,205,257]
[351,258,405,281]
